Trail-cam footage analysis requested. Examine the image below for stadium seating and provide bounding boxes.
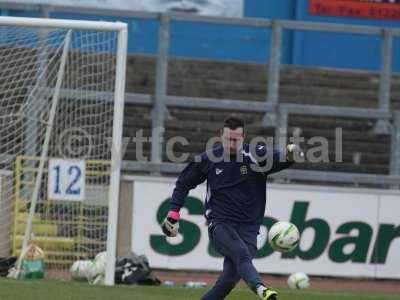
[124,55,398,175]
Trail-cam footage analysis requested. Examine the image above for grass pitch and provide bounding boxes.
[0,278,399,300]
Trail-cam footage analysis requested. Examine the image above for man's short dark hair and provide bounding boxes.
[223,116,244,130]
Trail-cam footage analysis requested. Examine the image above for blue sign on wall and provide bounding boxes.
[293,0,400,72]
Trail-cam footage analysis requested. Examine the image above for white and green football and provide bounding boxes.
[70,260,95,281]
[287,272,310,289]
[268,221,300,253]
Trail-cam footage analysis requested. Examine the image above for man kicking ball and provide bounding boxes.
[161,116,303,300]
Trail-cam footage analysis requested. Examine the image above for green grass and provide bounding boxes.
[0,278,399,300]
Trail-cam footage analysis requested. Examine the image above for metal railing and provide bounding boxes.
[1,2,399,188]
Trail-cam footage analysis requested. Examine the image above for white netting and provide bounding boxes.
[0,22,121,276]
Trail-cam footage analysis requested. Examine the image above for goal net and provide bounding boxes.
[0,17,127,284]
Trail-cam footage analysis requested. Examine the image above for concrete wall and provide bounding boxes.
[2,1,400,71]
[117,180,134,257]
[292,0,400,71]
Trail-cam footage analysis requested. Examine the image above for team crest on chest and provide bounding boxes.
[240,165,248,175]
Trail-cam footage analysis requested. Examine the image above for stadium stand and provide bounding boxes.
[0,4,399,189]
[123,55,396,175]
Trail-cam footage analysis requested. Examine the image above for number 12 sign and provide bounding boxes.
[48,159,86,201]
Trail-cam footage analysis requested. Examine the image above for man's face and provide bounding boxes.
[221,127,244,154]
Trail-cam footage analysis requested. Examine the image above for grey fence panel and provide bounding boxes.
[279,19,382,35]
[121,161,400,187]
[151,14,170,164]
[374,29,394,134]
[390,112,400,180]
[262,21,282,127]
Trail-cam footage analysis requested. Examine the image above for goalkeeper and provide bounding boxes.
[161,116,303,300]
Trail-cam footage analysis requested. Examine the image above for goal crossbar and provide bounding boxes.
[0,16,127,31]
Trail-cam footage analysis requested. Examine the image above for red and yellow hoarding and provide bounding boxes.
[309,0,400,20]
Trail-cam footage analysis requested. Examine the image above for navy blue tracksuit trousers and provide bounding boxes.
[201,222,262,300]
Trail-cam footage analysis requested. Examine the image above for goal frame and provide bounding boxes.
[0,16,128,286]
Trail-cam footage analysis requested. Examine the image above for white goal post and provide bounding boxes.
[0,16,127,285]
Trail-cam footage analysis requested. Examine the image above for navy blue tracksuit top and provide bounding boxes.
[170,144,293,226]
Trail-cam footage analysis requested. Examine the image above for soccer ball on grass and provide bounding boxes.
[287,272,310,289]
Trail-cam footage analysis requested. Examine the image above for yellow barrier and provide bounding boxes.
[12,156,110,269]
